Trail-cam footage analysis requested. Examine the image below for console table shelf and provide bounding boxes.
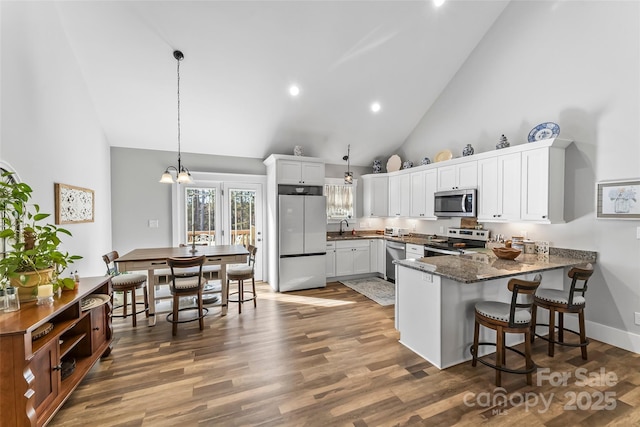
[0,276,112,427]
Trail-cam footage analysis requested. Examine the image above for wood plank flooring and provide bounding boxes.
[50,282,640,426]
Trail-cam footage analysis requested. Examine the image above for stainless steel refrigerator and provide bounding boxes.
[278,185,326,291]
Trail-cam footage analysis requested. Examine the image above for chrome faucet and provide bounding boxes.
[339,219,349,235]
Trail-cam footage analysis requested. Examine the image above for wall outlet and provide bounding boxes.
[635,312,640,326]
[439,226,444,234]
[148,219,159,228]
[422,273,433,283]
[637,226,640,240]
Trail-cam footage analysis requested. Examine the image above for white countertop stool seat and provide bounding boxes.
[103,250,149,327]
[166,255,208,336]
[471,274,542,387]
[227,245,257,314]
[531,264,593,360]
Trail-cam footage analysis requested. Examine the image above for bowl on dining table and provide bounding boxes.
[492,247,522,260]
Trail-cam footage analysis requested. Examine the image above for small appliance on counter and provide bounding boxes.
[384,227,409,237]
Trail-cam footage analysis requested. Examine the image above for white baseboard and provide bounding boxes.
[562,316,640,354]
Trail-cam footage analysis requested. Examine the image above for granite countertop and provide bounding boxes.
[394,248,597,284]
[326,232,433,245]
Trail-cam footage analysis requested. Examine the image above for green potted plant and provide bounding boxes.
[0,172,81,300]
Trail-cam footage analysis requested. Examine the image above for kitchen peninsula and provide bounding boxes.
[394,248,596,369]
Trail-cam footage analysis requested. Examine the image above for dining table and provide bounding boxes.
[115,245,249,326]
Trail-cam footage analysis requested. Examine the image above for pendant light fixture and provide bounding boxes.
[160,50,193,184]
[343,144,353,185]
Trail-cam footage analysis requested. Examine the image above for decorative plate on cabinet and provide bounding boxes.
[386,154,402,172]
[434,149,453,162]
[528,122,560,142]
[81,294,110,311]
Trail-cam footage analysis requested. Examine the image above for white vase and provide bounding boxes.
[293,145,303,156]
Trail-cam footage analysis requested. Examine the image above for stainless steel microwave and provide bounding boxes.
[434,189,477,217]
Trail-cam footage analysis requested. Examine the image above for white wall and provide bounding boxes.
[398,1,640,348]
[0,2,112,277]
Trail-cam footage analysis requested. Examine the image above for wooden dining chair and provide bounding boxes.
[102,251,149,327]
[166,255,207,336]
[226,245,258,314]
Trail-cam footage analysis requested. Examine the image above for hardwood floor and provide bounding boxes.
[51,282,640,426]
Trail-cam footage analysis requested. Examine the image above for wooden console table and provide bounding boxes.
[0,276,112,427]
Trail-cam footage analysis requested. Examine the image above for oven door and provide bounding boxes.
[424,245,461,257]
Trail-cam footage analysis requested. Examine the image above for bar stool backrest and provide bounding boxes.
[167,255,206,290]
[507,273,542,328]
[566,263,593,308]
[102,250,120,275]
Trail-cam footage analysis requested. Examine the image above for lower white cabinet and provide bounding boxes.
[326,241,336,277]
[335,240,370,276]
[406,243,424,260]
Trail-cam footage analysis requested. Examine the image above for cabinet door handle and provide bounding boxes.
[52,364,62,371]
[93,327,100,331]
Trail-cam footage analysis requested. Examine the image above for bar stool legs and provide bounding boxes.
[470,274,541,387]
[532,264,593,360]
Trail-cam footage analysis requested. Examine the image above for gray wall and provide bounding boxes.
[111,147,266,254]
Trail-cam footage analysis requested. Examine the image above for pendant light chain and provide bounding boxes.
[159,50,193,184]
[177,55,181,170]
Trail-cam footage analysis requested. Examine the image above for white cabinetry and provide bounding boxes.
[335,240,370,276]
[477,153,521,222]
[326,241,336,277]
[369,239,378,274]
[410,169,437,219]
[362,175,389,217]
[406,243,424,260]
[277,159,325,185]
[521,146,565,223]
[388,173,411,217]
[437,161,477,191]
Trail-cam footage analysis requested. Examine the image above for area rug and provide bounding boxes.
[339,277,395,306]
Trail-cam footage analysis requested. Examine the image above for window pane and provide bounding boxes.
[229,189,256,246]
[324,184,354,219]
[186,188,216,246]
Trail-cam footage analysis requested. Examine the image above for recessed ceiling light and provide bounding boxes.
[370,102,381,113]
[289,84,300,97]
[434,0,446,7]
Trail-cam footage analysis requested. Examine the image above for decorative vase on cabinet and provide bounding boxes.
[293,145,304,156]
[462,144,474,156]
[421,157,431,165]
[496,134,510,150]
[373,160,382,173]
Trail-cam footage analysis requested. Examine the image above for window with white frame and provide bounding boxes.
[324,178,356,220]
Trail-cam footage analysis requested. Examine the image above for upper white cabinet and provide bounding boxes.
[410,169,437,219]
[437,161,478,191]
[388,174,410,217]
[477,153,521,222]
[359,138,570,224]
[521,145,566,223]
[277,159,325,185]
[362,175,389,217]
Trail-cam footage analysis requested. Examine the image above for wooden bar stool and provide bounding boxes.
[166,255,208,336]
[226,245,257,314]
[102,251,149,327]
[531,264,593,360]
[471,274,542,386]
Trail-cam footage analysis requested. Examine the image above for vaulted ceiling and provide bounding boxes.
[55,0,509,166]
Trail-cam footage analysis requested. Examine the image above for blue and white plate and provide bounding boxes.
[528,122,560,142]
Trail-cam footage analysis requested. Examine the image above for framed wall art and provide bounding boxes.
[55,183,95,224]
[596,179,640,219]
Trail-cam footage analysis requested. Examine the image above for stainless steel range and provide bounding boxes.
[424,228,490,257]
